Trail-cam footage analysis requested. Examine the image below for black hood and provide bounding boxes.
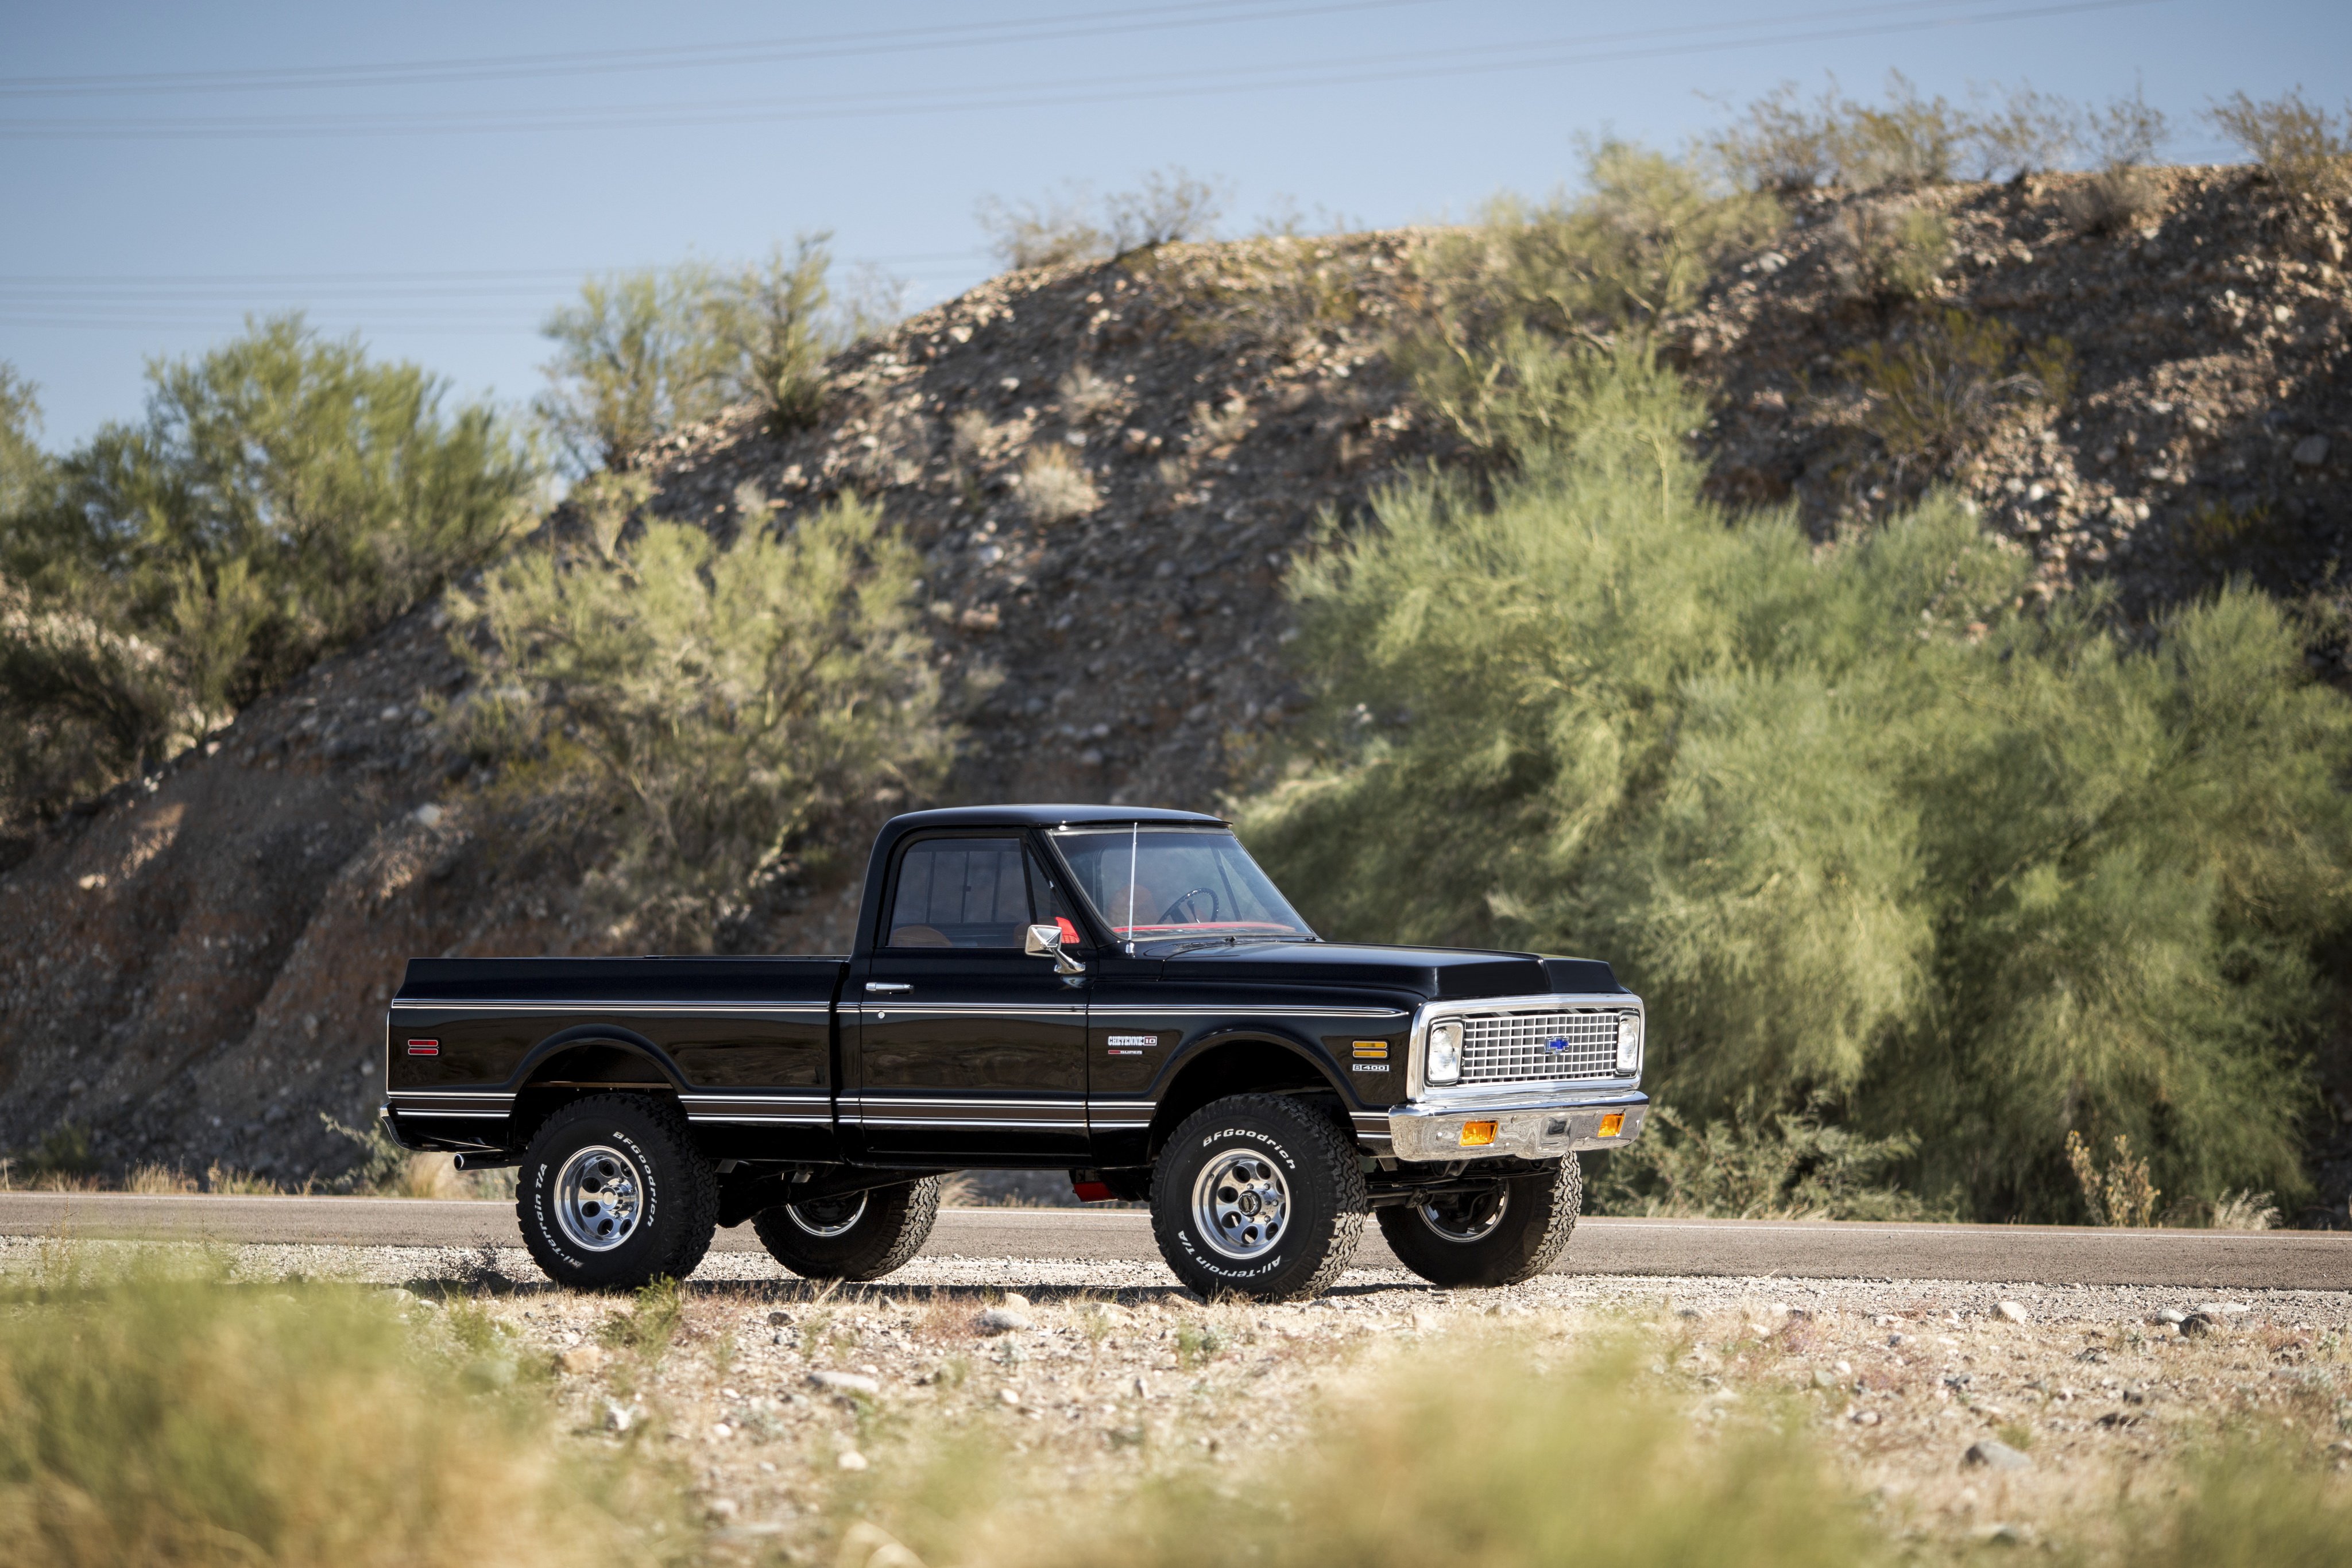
[1156,940,1620,1000]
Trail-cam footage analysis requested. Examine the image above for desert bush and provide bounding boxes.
[949,409,1001,468]
[1592,1097,1937,1220]
[709,237,835,435]
[2065,1129,2161,1226]
[1822,201,1952,302]
[2062,85,2173,233]
[534,263,736,471]
[0,319,536,819]
[1711,73,1971,192]
[2206,87,2352,202]
[1016,445,1100,524]
[1966,80,2080,181]
[536,238,878,469]
[1241,349,2352,1219]
[0,1263,671,1566]
[1053,363,1125,424]
[443,489,949,950]
[1839,307,2072,475]
[0,366,47,521]
[1398,141,1780,460]
[977,167,1227,271]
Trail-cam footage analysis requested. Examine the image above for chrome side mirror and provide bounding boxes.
[1025,922,1086,975]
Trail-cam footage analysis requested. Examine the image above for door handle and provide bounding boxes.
[865,982,912,993]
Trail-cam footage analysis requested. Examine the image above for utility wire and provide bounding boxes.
[0,0,2170,141]
[0,0,1442,98]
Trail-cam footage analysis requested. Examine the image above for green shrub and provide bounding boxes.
[0,366,47,521]
[443,486,951,950]
[1242,349,2352,1219]
[0,318,539,819]
[1822,202,1953,303]
[0,1264,671,1566]
[1838,307,2072,475]
[1396,141,1780,459]
[535,238,871,470]
[1592,1097,1939,1220]
[1711,73,1970,193]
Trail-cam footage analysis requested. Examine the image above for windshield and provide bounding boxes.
[1050,826,1315,943]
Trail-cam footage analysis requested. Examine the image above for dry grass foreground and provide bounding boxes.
[2,1252,2348,1567]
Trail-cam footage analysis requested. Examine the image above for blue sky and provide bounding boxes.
[3,0,2341,446]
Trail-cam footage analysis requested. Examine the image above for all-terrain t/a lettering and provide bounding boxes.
[380,806,1648,1302]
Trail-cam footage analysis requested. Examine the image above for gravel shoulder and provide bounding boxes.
[8,1233,2347,1560]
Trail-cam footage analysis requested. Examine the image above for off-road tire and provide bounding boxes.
[1376,1155,1581,1288]
[752,1177,942,1281]
[1150,1093,1368,1302]
[516,1093,719,1291]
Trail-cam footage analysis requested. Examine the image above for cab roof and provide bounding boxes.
[880,804,1227,831]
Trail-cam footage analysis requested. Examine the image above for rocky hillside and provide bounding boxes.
[2,164,2346,1192]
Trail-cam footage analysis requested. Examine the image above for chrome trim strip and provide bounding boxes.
[855,1117,1089,1129]
[386,1089,516,1101]
[392,1109,510,1120]
[677,1092,828,1103]
[684,1113,833,1125]
[391,999,834,1012]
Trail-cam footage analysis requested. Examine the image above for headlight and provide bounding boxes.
[1426,1020,1463,1086]
[1616,1013,1643,1074]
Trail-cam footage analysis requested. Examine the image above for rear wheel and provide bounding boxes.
[516,1093,718,1290]
[1375,1156,1581,1288]
[752,1178,942,1281]
[1150,1094,1367,1302]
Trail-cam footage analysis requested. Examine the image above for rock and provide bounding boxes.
[2179,1313,2216,1337]
[2157,1308,2187,1325]
[412,803,445,827]
[808,1370,882,1397]
[1851,1408,1881,1426]
[1965,1439,2033,1470]
[1996,1300,2031,1325]
[998,1387,1024,1408]
[555,1344,605,1375]
[976,1306,1035,1334]
[837,1450,869,1472]
[768,1310,791,1326]
[601,1399,637,1433]
[2293,435,2330,467]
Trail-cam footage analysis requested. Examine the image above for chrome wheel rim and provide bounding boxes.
[1415,1188,1508,1244]
[786,1192,869,1238]
[1192,1147,1290,1260]
[554,1144,643,1252]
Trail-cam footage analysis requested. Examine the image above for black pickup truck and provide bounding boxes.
[382,806,1648,1301]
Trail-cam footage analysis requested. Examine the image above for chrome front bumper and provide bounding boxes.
[1384,1090,1649,1163]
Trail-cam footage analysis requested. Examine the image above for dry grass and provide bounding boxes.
[1015,446,1100,524]
[1053,363,1126,424]
[0,1260,684,1567]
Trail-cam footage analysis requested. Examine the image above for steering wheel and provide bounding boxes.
[1159,887,1221,924]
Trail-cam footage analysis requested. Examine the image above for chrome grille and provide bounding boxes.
[1460,1011,1622,1083]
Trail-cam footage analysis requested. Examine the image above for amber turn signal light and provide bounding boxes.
[1598,1112,1626,1138]
[1459,1121,1498,1147]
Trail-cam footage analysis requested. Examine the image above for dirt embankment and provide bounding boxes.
[2,167,2346,1187]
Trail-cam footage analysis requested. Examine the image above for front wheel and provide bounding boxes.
[752,1178,942,1281]
[1150,1094,1367,1302]
[1375,1156,1581,1288]
[516,1093,719,1290]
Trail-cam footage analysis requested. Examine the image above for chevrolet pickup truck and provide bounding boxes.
[382,805,1648,1301]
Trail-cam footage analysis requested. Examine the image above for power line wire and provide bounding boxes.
[0,0,2170,141]
[0,0,1441,99]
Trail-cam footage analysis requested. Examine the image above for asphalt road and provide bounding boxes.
[3,1192,2346,1289]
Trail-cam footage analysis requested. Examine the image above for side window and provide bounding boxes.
[887,837,1030,948]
